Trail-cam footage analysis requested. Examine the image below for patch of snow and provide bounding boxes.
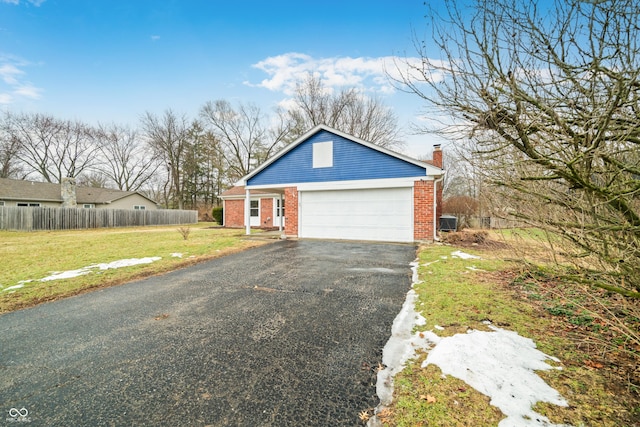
[171,253,183,258]
[466,265,487,272]
[451,250,481,260]
[434,324,445,331]
[40,269,92,282]
[371,258,570,427]
[35,257,162,283]
[2,284,25,292]
[89,257,161,270]
[423,326,568,427]
[375,261,431,408]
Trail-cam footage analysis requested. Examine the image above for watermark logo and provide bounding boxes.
[6,408,31,423]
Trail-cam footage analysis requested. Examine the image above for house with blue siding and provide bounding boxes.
[219,124,444,243]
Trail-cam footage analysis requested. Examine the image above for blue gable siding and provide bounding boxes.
[247,130,426,186]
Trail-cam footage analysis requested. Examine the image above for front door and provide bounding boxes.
[249,199,260,227]
[273,197,285,228]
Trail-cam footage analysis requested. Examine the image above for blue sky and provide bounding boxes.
[0,0,441,157]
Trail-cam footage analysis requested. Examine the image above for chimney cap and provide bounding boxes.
[433,144,441,149]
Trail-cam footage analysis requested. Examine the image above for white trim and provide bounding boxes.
[273,196,285,229]
[278,194,283,232]
[244,188,251,235]
[247,177,431,192]
[219,192,281,200]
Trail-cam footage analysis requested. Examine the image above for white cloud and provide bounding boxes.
[0,56,43,103]
[0,0,46,5]
[247,52,448,97]
[14,83,42,99]
[247,52,403,95]
[150,35,160,41]
[0,64,23,84]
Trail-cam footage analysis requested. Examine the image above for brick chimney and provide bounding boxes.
[432,144,443,169]
[61,177,77,208]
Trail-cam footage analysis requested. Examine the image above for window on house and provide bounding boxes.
[83,204,95,209]
[276,198,284,217]
[312,141,333,168]
[250,200,259,217]
[17,202,40,207]
[0,201,4,206]
[134,205,146,210]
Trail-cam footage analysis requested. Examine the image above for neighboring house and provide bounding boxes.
[219,124,444,243]
[0,177,158,210]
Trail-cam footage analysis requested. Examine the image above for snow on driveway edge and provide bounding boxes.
[370,254,571,427]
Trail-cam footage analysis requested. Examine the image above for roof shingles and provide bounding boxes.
[0,178,155,205]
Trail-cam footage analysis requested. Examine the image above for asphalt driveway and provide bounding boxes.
[1,240,416,426]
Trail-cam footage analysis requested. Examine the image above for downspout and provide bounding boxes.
[245,188,251,236]
[433,175,444,242]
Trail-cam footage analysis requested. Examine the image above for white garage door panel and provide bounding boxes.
[299,188,413,242]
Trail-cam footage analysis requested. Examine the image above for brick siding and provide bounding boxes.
[224,199,245,227]
[284,187,298,237]
[260,198,274,227]
[414,180,435,241]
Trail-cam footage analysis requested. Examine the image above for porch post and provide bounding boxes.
[244,188,251,236]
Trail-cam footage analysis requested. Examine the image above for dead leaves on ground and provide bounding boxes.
[420,394,437,403]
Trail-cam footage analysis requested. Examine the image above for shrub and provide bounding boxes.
[212,207,223,225]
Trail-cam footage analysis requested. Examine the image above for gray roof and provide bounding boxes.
[0,178,157,205]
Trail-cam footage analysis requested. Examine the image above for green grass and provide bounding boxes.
[0,223,267,313]
[413,245,538,337]
[383,238,638,427]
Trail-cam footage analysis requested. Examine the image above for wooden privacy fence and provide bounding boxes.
[0,207,198,231]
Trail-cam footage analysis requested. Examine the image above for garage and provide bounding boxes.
[299,187,413,242]
[222,124,444,242]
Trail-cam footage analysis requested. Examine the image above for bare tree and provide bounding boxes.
[0,112,23,178]
[200,100,288,180]
[4,112,99,182]
[140,110,192,209]
[287,74,402,148]
[95,123,160,191]
[75,171,110,188]
[394,0,640,297]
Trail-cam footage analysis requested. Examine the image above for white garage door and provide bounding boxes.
[299,187,413,242]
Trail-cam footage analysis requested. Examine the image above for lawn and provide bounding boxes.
[0,223,268,313]
[379,230,639,427]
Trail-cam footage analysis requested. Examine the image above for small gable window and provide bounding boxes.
[312,141,333,168]
[134,205,146,210]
